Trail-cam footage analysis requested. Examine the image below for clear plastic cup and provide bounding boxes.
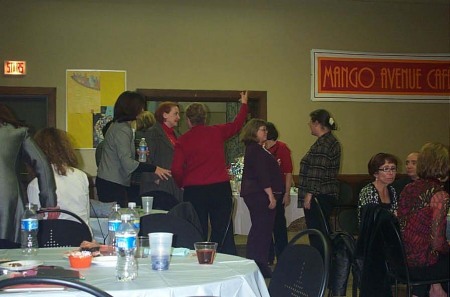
[194,242,218,264]
[149,232,173,270]
[141,196,154,214]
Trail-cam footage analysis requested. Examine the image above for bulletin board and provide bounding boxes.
[66,70,126,148]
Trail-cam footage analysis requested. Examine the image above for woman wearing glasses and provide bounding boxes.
[357,152,399,225]
[240,119,283,278]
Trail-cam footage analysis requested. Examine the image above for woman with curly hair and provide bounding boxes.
[27,127,90,226]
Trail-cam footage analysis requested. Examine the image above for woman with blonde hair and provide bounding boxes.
[28,127,90,226]
[398,143,449,297]
[172,91,248,255]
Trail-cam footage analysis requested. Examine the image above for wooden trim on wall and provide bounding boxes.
[0,86,57,127]
[136,89,267,120]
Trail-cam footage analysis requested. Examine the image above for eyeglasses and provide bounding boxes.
[258,127,267,132]
[378,167,397,173]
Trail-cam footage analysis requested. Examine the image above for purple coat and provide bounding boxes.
[240,142,283,197]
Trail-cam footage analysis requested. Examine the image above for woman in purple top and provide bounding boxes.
[240,118,283,278]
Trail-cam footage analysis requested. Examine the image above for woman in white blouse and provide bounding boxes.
[27,128,90,227]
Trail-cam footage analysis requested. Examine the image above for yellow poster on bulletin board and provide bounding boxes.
[66,70,126,148]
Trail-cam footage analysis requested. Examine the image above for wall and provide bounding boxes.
[0,0,448,176]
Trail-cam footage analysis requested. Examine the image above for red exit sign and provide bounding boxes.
[4,60,27,75]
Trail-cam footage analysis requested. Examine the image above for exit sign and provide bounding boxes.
[4,60,26,75]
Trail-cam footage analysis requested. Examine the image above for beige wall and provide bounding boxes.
[1,0,449,177]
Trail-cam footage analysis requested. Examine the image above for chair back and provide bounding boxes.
[0,276,112,297]
[269,229,331,297]
[0,239,20,249]
[168,202,203,236]
[338,208,359,235]
[379,213,411,283]
[140,190,179,211]
[310,197,331,236]
[139,213,203,249]
[37,209,92,247]
[338,181,354,206]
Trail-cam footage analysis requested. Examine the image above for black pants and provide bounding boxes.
[96,177,128,208]
[269,193,288,262]
[183,182,237,255]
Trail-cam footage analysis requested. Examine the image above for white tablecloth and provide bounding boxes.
[234,192,304,235]
[0,247,270,297]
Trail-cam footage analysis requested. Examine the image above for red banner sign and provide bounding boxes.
[312,50,450,103]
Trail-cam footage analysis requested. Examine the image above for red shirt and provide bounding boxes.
[398,178,449,267]
[161,123,177,146]
[267,141,293,184]
[171,103,248,187]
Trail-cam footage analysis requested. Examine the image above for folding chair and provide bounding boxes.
[0,276,112,297]
[381,213,450,297]
[269,228,331,297]
[139,213,203,249]
[37,209,92,247]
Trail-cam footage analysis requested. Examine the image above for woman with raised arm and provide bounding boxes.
[172,91,248,255]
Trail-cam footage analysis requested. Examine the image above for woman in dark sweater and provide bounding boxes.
[240,118,283,278]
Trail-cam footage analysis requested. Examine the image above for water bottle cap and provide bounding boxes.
[128,202,136,208]
[141,138,145,140]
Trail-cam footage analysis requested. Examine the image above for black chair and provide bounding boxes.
[380,213,450,297]
[0,276,112,297]
[140,190,179,211]
[337,208,359,236]
[311,197,356,297]
[37,209,92,248]
[332,181,356,232]
[269,228,331,297]
[168,202,203,236]
[0,239,20,249]
[139,213,203,249]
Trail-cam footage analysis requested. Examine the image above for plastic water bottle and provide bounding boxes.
[107,204,122,249]
[116,214,137,281]
[127,202,140,232]
[138,138,147,163]
[21,203,39,256]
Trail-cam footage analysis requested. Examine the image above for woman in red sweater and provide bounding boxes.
[172,91,248,255]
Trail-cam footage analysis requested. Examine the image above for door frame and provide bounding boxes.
[136,89,267,120]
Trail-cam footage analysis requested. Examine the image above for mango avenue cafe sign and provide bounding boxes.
[311,49,449,103]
